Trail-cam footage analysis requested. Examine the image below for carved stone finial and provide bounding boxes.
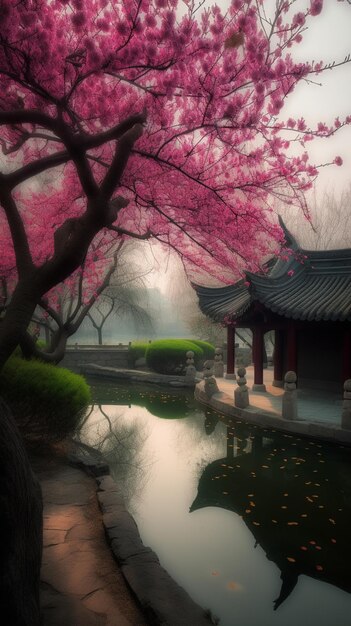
[186,350,195,367]
[203,359,219,397]
[285,371,297,385]
[282,371,297,420]
[185,350,196,382]
[234,367,249,408]
[213,347,224,378]
[203,360,214,379]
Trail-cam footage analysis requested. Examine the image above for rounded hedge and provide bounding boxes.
[145,339,203,375]
[189,340,215,361]
[129,341,149,365]
[0,357,91,444]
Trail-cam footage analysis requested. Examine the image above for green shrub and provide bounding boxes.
[189,340,215,362]
[129,341,149,366]
[35,339,48,351]
[145,339,203,375]
[0,357,91,444]
[11,338,48,360]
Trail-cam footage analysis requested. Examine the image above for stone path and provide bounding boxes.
[218,366,344,425]
[32,456,147,626]
[195,366,351,446]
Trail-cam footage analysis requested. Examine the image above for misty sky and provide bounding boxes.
[277,0,351,193]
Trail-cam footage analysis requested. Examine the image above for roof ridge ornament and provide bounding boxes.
[278,215,299,250]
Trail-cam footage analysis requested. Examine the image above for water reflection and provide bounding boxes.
[191,418,351,609]
[77,403,151,511]
[88,378,197,419]
[81,381,351,625]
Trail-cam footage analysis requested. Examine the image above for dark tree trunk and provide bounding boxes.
[20,327,69,365]
[0,281,38,370]
[0,398,43,626]
[98,327,103,345]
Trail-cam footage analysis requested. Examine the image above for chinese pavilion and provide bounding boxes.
[192,219,351,391]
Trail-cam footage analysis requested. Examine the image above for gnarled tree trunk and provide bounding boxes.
[0,398,43,626]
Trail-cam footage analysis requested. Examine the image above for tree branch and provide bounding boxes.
[0,184,33,277]
[71,250,120,330]
[100,123,145,200]
[108,225,152,240]
[5,112,147,189]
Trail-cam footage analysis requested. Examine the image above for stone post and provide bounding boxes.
[282,371,297,420]
[213,347,224,378]
[185,350,196,383]
[203,360,219,397]
[341,379,351,430]
[234,367,249,408]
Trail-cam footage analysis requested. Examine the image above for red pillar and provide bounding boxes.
[252,327,266,391]
[273,329,284,387]
[342,329,351,381]
[226,325,236,379]
[287,324,297,373]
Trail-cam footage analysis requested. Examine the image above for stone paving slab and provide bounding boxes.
[33,457,147,626]
[33,447,215,626]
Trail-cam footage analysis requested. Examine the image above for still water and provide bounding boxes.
[79,379,351,626]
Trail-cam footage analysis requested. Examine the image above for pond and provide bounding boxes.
[79,379,351,626]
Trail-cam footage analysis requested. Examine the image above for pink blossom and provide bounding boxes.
[71,12,86,29]
[145,14,157,28]
[287,270,295,277]
[310,0,323,16]
[0,0,348,326]
[334,156,343,166]
[293,12,306,27]
[96,19,110,32]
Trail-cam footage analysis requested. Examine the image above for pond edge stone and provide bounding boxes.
[194,380,351,447]
[69,440,214,626]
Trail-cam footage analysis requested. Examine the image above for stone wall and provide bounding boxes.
[60,346,130,373]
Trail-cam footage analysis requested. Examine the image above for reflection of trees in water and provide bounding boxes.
[171,408,228,482]
[77,404,151,512]
[88,379,197,419]
[192,417,351,610]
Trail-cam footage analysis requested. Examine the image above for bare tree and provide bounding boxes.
[280,184,351,250]
[87,281,154,345]
[21,240,154,361]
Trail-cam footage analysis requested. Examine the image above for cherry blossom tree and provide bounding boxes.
[23,238,154,358]
[0,0,350,370]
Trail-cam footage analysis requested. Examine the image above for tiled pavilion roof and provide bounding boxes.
[192,219,351,323]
